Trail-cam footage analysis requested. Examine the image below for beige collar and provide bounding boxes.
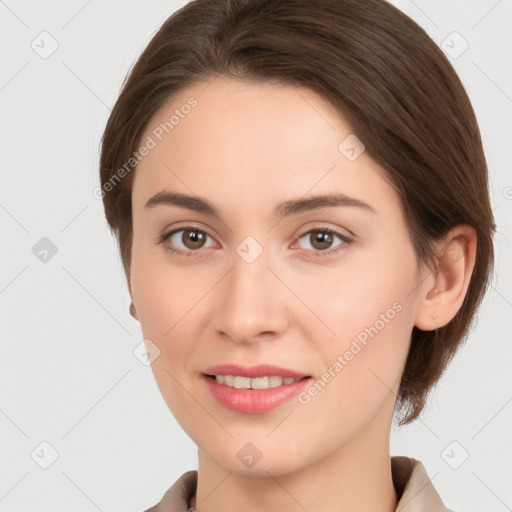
[146,456,452,511]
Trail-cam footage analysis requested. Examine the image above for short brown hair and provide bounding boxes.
[99,0,495,424]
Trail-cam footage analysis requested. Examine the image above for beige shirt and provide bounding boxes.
[145,456,453,511]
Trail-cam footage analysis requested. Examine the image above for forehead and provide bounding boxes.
[132,77,400,218]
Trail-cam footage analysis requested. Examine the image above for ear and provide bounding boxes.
[414,224,477,331]
[127,276,139,321]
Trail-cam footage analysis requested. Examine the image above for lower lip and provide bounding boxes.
[203,375,311,414]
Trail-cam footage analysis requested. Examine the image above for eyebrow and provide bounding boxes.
[144,190,376,219]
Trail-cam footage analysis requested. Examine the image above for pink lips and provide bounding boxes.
[202,364,311,414]
[202,363,309,379]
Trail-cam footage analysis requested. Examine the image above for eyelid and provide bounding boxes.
[157,223,354,257]
[156,222,218,250]
[291,225,352,256]
[291,222,353,243]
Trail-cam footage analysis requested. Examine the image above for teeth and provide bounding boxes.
[214,375,303,389]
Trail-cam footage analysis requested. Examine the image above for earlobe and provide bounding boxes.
[414,225,477,331]
[129,300,139,320]
[127,277,139,321]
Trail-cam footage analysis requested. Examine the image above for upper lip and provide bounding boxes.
[203,364,310,379]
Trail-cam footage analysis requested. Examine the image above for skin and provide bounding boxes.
[128,76,476,512]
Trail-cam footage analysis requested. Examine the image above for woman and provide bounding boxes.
[98,0,495,510]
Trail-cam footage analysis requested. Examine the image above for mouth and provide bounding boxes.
[202,372,313,414]
[204,374,311,389]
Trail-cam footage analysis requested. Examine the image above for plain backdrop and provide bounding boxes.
[0,1,511,511]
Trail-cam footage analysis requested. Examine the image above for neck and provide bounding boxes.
[189,404,398,512]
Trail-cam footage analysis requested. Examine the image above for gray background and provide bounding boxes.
[0,0,511,511]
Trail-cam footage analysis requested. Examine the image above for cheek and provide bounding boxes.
[130,246,218,389]
[301,252,417,399]
[131,254,206,419]
[131,242,203,335]
[304,262,413,345]
[319,232,417,331]
[295,281,412,445]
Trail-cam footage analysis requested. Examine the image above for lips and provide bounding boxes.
[202,363,310,379]
[203,373,311,413]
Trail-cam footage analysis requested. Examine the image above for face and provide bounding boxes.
[129,76,426,476]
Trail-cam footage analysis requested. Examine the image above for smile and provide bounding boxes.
[208,374,306,389]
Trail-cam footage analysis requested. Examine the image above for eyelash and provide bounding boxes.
[156,225,353,259]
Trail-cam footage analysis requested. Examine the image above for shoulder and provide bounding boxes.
[144,470,198,512]
[392,456,455,512]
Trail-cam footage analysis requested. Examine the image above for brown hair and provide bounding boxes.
[99,0,495,424]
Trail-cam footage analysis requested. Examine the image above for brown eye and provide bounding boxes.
[295,227,351,257]
[161,227,215,255]
[180,229,207,249]
[309,230,334,251]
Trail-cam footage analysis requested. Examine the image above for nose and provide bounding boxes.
[212,248,290,344]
